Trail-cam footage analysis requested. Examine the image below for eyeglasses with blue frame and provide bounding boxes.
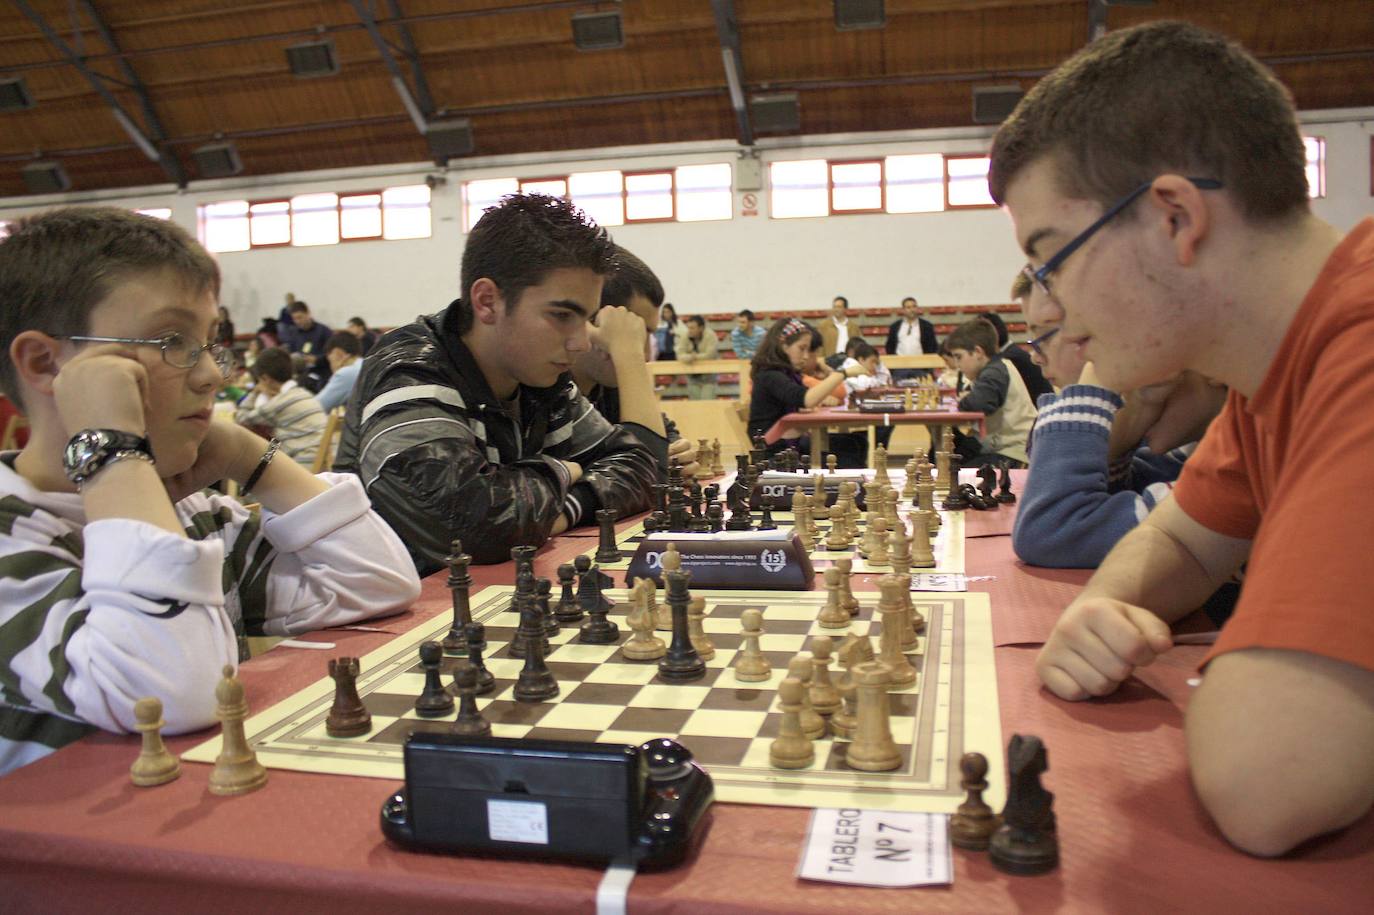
[1022,177,1223,300]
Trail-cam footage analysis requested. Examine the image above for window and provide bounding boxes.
[885,154,945,214]
[198,183,431,252]
[945,156,995,208]
[291,192,340,247]
[1304,136,1325,199]
[625,171,674,222]
[770,159,829,218]
[829,160,883,213]
[519,177,568,198]
[569,171,625,226]
[135,207,172,220]
[675,163,732,222]
[464,177,518,232]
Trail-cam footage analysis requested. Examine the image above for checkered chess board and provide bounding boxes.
[184,585,1002,813]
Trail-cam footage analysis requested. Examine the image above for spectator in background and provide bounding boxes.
[215,305,235,348]
[279,301,333,393]
[316,331,364,413]
[235,347,327,467]
[979,310,1054,402]
[885,296,938,357]
[255,315,280,348]
[818,295,851,358]
[730,309,766,360]
[346,316,378,355]
[679,315,719,400]
[654,302,680,361]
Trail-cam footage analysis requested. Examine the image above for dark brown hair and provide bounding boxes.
[751,317,814,376]
[988,21,1308,224]
[0,207,221,406]
[945,319,999,358]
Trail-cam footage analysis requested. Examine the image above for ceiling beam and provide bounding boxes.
[346,0,433,136]
[14,0,188,187]
[384,0,437,117]
[711,0,754,147]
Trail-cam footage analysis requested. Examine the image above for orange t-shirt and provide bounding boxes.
[1173,218,1374,673]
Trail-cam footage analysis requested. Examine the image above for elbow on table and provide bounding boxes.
[1011,521,1102,569]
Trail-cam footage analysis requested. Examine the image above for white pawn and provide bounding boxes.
[733,608,771,682]
[130,697,180,787]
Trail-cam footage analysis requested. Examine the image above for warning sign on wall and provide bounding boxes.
[741,192,759,217]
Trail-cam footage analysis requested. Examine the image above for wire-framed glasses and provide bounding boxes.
[50,333,234,379]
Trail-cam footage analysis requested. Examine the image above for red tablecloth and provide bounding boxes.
[2,520,1371,914]
[763,408,985,447]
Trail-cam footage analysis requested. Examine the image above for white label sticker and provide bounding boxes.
[911,573,967,592]
[486,799,550,845]
[798,808,951,887]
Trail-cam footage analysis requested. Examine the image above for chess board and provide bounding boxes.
[184,585,1004,814]
[596,509,965,576]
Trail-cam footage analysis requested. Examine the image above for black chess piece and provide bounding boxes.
[800,453,812,474]
[554,563,582,623]
[326,656,370,737]
[651,481,669,516]
[595,508,622,563]
[977,465,1000,510]
[962,482,990,511]
[454,622,495,696]
[449,663,491,737]
[689,482,704,517]
[757,502,777,530]
[578,564,620,644]
[657,569,705,682]
[989,735,1058,875]
[942,456,971,510]
[706,501,725,533]
[704,483,720,504]
[414,641,455,717]
[507,570,548,659]
[996,462,1017,504]
[950,752,999,850]
[537,577,559,636]
[510,544,537,582]
[513,597,559,703]
[441,540,472,657]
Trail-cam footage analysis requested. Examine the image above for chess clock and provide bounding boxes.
[380,735,714,869]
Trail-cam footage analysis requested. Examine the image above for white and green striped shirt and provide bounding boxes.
[0,458,421,776]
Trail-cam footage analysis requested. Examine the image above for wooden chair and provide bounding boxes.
[0,414,27,451]
[311,407,346,474]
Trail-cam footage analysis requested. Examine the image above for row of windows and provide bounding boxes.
[197,185,432,253]
[463,163,734,230]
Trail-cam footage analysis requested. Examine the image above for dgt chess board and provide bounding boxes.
[184,586,1003,814]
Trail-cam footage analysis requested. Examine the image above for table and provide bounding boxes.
[2,493,1371,914]
[764,407,986,468]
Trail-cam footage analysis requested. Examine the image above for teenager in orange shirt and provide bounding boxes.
[990,20,1374,856]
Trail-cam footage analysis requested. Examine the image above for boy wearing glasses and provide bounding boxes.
[991,20,1374,855]
[0,208,420,777]
[1010,272,1225,569]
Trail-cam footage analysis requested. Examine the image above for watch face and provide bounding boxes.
[64,429,105,467]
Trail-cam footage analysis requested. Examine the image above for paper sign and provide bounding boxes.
[487,799,549,845]
[798,808,951,887]
[911,573,967,592]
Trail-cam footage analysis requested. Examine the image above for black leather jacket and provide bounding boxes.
[334,302,657,572]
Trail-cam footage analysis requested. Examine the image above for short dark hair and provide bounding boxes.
[288,302,310,316]
[901,297,917,307]
[685,315,706,329]
[737,309,756,321]
[601,246,664,310]
[850,341,878,360]
[844,337,865,355]
[0,207,220,406]
[347,316,368,330]
[978,312,1010,349]
[325,331,361,357]
[456,193,614,334]
[988,20,1308,223]
[251,346,294,383]
[946,319,999,358]
[832,296,849,309]
[751,317,815,376]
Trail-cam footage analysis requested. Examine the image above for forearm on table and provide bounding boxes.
[610,356,666,436]
[1078,516,1232,624]
[803,372,844,408]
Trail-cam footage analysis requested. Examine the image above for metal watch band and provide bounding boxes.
[75,449,156,491]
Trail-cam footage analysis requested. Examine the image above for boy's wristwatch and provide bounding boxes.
[63,429,155,489]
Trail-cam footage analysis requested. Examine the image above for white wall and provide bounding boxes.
[3,109,1371,335]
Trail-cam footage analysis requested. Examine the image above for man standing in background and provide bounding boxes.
[819,295,851,358]
[886,295,938,381]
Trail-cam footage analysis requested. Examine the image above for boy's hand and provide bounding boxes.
[668,436,700,478]
[163,422,266,503]
[1035,597,1174,700]
[52,344,150,437]
[593,306,649,363]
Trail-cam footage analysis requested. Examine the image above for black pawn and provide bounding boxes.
[704,483,720,504]
[707,501,725,533]
[441,540,472,657]
[996,462,1017,504]
[657,569,705,682]
[414,641,455,717]
[513,599,559,703]
[757,502,777,531]
[507,572,548,659]
[537,577,559,636]
[579,566,620,644]
[595,508,622,563]
[449,664,491,737]
[554,562,583,624]
[452,622,495,696]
